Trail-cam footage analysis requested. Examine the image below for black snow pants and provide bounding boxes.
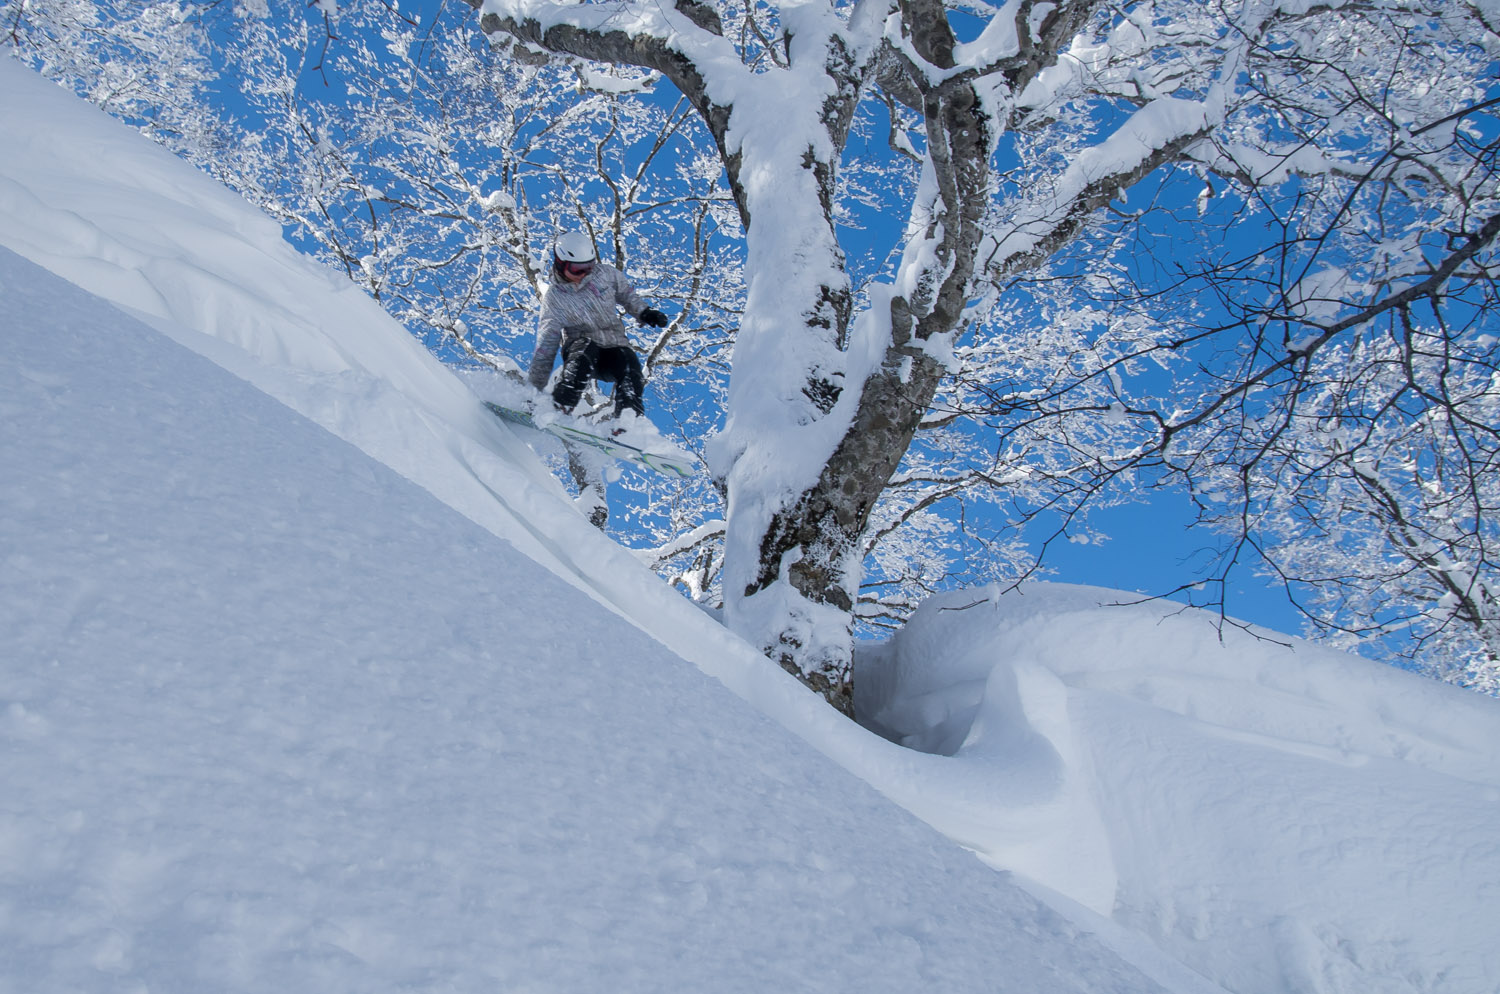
[553,338,646,417]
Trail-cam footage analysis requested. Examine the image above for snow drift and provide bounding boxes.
[859,586,1500,993]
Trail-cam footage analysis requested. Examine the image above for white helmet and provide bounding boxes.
[554,231,596,264]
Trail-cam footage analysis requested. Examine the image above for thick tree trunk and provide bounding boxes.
[467,0,996,715]
[726,61,995,714]
[737,306,948,715]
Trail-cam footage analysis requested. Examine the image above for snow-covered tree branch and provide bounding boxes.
[965,1,1500,689]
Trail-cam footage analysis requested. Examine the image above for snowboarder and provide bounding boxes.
[527,231,669,418]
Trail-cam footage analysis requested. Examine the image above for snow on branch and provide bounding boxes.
[983,97,1213,278]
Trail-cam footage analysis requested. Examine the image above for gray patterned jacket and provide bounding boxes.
[527,263,646,390]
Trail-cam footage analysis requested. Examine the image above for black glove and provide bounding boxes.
[638,307,669,328]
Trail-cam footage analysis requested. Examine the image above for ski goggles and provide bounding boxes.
[560,260,595,280]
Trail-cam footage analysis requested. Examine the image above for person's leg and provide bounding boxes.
[600,347,645,417]
[552,338,600,411]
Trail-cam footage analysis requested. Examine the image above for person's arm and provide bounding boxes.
[527,294,563,391]
[613,268,647,319]
[615,269,667,327]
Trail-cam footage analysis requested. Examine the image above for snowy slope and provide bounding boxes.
[0,61,1208,993]
[0,247,1194,992]
[3,58,1498,994]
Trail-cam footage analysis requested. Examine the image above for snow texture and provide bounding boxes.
[2,59,1498,994]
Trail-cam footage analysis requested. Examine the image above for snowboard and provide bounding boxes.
[484,401,697,479]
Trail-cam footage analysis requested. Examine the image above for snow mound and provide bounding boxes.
[859,583,1500,994]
